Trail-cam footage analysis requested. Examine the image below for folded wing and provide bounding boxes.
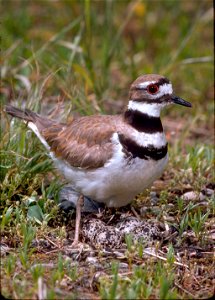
[42,115,117,169]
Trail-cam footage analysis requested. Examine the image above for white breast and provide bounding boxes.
[51,132,168,208]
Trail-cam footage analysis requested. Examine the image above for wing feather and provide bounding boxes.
[42,115,118,169]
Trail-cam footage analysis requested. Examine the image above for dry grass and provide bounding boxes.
[1,1,214,299]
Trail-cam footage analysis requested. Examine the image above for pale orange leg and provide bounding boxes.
[72,195,84,246]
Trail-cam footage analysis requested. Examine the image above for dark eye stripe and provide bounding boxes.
[130,86,147,91]
[131,78,170,91]
[130,95,171,103]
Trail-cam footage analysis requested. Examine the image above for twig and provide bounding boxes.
[38,277,47,300]
[174,282,196,298]
[163,214,170,232]
[131,206,141,220]
[42,234,60,248]
[30,263,54,271]
[143,248,189,268]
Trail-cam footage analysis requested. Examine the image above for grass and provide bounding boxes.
[1,1,214,299]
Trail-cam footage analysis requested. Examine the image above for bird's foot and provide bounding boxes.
[70,240,84,249]
[58,184,105,213]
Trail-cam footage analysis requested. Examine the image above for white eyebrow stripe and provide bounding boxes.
[137,81,156,89]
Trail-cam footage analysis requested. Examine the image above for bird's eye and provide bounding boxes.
[147,84,159,94]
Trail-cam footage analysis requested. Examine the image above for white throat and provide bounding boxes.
[127,100,164,117]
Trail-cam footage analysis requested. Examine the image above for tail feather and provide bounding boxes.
[5,105,38,123]
[5,104,54,150]
[5,105,56,131]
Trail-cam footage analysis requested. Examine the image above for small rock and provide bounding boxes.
[197,201,209,207]
[92,271,107,290]
[207,231,215,240]
[150,191,159,205]
[181,191,205,201]
[140,207,151,216]
[199,193,206,201]
[31,238,52,249]
[86,256,98,264]
[203,188,214,197]
[163,216,175,222]
[0,244,10,256]
[140,206,160,216]
[118,262,129,269]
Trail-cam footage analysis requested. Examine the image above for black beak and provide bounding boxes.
[171,95,192,107]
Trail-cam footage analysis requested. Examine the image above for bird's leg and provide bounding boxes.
[72,194,84,246]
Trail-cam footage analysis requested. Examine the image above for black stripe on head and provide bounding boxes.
[130,95,171,104]
[157,78,170,86]
[124,110,163,133]
[130,77,170,91]
[118,134,168,160]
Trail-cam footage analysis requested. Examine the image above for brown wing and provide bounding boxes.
[41,115,119,169]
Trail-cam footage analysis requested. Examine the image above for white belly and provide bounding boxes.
[52,151,168,208]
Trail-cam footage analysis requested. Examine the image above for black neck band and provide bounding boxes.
[124,109,163,133]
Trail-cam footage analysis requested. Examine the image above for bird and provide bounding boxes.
[5,74,192,246]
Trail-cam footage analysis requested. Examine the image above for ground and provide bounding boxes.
[1,1,214,299]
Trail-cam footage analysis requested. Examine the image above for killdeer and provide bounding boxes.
[5,74,191,245]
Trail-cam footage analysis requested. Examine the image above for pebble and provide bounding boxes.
[0,244,10,256]
[140,206,160,216]
[181,191,205,201]
[118,262,129,269]
[204,188,214,197]
[150,191,159,205]
[86,256,98,264]
[92,271,107,290]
